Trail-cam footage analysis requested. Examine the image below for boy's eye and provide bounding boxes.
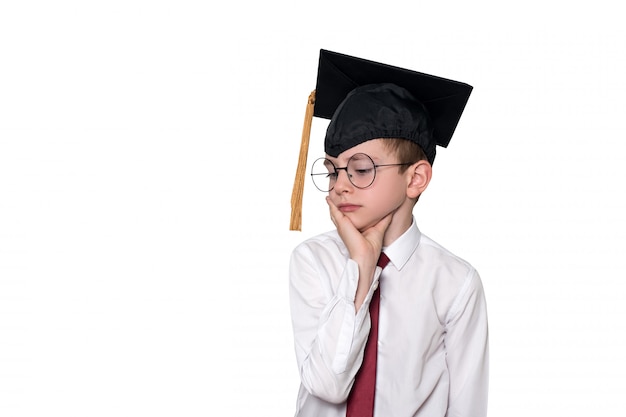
[350,161,375,176]
[348,153,376,176]
[353,168,374,175]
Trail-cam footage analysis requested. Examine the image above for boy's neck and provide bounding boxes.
[383,213,414,247]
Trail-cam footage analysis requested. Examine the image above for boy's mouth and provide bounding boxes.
[337,203,360,213]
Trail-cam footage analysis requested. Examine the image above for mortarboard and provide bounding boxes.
[290,49,473,231]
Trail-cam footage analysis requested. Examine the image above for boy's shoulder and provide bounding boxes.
[388,222,477,278]
[419,233,472,265]
[289,230,349,274]
[292,229,344,255]
[415,232,479,286]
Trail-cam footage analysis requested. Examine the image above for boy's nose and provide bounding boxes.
[333,169,353,193]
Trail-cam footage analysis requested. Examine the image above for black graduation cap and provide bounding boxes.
[289,49,473,231]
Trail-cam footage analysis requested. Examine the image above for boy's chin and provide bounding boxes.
[353,209,401,232]
[354,216,386,233]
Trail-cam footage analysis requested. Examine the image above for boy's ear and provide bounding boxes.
[406,160,432,199]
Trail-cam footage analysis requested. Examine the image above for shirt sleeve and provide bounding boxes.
[444,269,489,417]
[289,243,381,404]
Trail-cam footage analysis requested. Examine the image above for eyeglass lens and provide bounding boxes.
[310,153,377,192]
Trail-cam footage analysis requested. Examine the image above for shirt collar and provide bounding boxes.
[382,217,421,271]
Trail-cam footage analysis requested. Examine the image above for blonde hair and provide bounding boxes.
[381,138,429,172]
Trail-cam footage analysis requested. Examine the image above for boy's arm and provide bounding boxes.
[289,244,382,404]
[444,269,489,417]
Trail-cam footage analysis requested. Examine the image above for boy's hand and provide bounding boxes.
[326,197,392,263]
[327,197,393,310]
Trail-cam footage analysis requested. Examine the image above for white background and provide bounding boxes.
[1,1,625,416]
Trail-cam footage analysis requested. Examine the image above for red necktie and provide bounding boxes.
[346,252,390,417]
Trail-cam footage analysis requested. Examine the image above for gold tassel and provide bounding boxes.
[290,90,316,231]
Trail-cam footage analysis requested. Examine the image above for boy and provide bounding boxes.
[289,50,488,417]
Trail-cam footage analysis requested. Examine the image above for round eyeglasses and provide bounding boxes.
[310,153,412,192]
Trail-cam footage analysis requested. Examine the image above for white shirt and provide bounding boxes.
[289,220,489,417]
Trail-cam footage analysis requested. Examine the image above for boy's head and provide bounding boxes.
[289,50,472,231]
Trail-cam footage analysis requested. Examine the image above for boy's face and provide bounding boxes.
[325,139,411,232]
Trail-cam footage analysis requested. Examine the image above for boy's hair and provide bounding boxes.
[382,138,429,173]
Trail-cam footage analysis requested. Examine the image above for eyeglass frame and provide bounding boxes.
[310,153,414,192]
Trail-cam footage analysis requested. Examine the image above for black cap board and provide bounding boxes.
[315,49,473,159]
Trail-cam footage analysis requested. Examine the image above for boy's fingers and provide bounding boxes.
[326,197,368,251]
[376,212,393,231]
[326,196,340,225]
[367,212,393,240]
